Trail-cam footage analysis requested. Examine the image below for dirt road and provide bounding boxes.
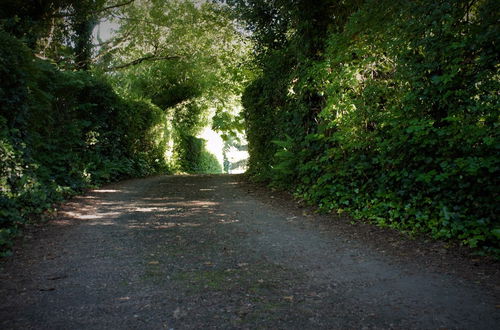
[1,174,499,329]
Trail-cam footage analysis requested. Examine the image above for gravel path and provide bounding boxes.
[1,174,499,329]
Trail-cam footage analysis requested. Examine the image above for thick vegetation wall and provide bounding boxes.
[0,31,169,253]
[0,0,251,254]
[239,0,499,253]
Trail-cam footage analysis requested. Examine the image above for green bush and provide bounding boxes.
[0,30,171,254]
[175,133,222,174]
[241,0,499,254]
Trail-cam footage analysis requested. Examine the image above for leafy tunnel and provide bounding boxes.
[1,0,499,256]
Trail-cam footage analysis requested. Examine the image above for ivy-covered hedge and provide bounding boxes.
[0,31,170,254]
[241,0,499,254]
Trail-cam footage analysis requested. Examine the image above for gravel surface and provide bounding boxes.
[1,174,499,329]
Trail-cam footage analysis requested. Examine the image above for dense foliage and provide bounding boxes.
[0,0,249,254]
[2,0,497,257]
[235,0,499,254]
[0,30,169,254]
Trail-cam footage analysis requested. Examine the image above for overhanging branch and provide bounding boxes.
[100,0,136,13]
[104,55,182,71]
[51,0,136,18]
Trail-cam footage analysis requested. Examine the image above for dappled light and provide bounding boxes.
[48,176,252,237]
[58,210,122,222]
[218,219,240,224]
[88,220,117,226]
[134,207,175,213]
[127,221,202,229]
[48,177,237,233]
[92,189,122,193]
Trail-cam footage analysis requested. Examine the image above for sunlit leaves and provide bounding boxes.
[100,0,250,97]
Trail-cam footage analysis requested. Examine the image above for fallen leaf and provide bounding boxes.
[47,275,67,281]
[283,296,294,302]
[39,288,55,292]
[148,261,159,265]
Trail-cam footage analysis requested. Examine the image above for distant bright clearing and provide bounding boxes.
[198,127,248,174]
[199,127,224,167]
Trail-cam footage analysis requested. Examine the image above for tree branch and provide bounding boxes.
[100,0,136,13]
[51,0,136,18]
[104,55,181,71]
[92,38,130,62]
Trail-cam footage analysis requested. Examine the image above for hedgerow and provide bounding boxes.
[0,31,170,254]
[237,0,499,254]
